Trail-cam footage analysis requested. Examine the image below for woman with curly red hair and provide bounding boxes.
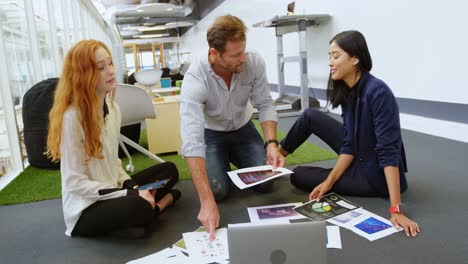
[47,39,180,237]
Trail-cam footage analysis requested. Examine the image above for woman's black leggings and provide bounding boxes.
[281,108,378,196]
[71,162,179,236]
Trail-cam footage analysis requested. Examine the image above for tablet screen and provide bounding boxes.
[138,178,170,190]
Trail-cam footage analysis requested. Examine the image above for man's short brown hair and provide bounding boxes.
[207,15,247,54]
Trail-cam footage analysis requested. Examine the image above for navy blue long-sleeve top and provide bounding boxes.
[340,71,408,196]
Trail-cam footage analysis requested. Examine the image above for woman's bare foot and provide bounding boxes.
[156,193,174,212]
[156,190,181,212]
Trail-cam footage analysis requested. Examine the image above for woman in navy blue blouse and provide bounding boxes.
[279,30,420,237]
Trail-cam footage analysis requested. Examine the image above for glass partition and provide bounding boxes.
[1,0,33,108]
[0,0,114,189]
[34,0,56,80]
[0,102,12,177]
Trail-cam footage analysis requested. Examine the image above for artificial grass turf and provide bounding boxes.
[0,121,337,205]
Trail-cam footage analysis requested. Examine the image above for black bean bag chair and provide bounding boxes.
[22,78,60,169]
[23,78,142,166]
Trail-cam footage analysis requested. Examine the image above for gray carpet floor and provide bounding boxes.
[1,115,467,264]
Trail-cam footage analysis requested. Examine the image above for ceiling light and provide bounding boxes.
[122,26,148,31]
[136,3,176,13]
[120,30,140,37]
[139,33,170,39]
[165,21,194,28]
[139,26,167,32]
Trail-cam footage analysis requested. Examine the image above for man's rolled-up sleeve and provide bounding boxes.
[180,73,207,158]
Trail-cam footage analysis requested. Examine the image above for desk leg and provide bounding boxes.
[298,19,309,110]
[276,35,285,97]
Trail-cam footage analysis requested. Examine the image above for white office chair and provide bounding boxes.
[134,68,162,87]
[114,83,164,172]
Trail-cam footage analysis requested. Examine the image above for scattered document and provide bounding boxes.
[327,208,402,241]
[126,247,189,264]
[172,226,205,253]
[128,194,403,264]
[292,193,402,241]
[247,203,303,224]
[182,228,229,263]
[293,193,361,221]
[327,209,364,226]
[227,165,293,189]
[326,226,342,249]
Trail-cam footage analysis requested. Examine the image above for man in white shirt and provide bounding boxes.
[180,15,285,240]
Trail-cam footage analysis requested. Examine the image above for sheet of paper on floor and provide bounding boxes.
[126,247,188,264]
[293,192,361,221]
[227,165,293,189]
[327,208,402,241]
[326,226,342,249]
[172,226,205,253]
[182,228,229,263]
[247,202,303,224]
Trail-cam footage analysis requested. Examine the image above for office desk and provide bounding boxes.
[145,95,182,155]
[253,14,330,116]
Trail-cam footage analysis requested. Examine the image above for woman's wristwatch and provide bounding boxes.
[389,204,405,214]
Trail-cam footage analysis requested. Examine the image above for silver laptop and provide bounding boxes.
[228,221,327,264]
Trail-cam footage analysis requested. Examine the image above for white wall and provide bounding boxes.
[180,0,468,142]
[180,0,294,75]
[296,0,468,104]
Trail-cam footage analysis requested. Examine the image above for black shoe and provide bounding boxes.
[169,189,182,207]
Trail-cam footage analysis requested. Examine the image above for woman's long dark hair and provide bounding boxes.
[327,30,373,108]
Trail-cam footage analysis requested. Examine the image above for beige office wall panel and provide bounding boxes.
[146,100,182,155]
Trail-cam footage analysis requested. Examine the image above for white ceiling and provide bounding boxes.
[91,0,199,43]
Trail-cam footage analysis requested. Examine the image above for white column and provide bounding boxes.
[109,15,125,83]
[24,0,42,84]
[88,12,96,39]
[79,2,88,39]
[47,0,62,76]
[61,0,71,51]
[71,0,81,41]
